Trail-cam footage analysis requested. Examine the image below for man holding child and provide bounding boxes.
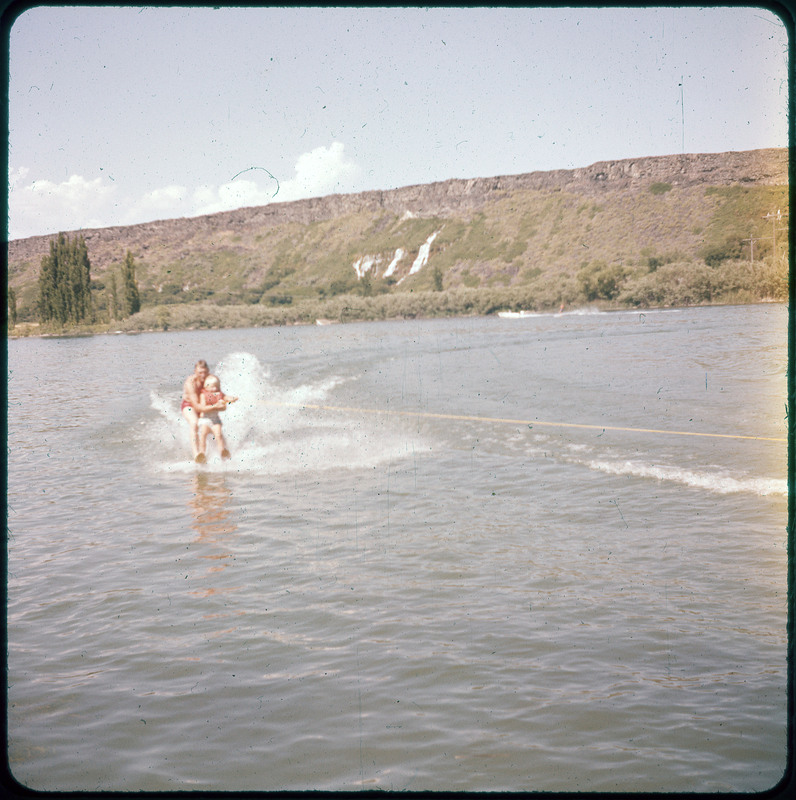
[181,359,237,463]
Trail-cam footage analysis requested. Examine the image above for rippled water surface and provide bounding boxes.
[7,304,789,792]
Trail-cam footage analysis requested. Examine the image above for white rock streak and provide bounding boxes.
[382,248,405,278]
[352,230,440,283]
[352,255,381,279]
[400,230,440,283]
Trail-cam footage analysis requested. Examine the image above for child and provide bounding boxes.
[196,374,238,462]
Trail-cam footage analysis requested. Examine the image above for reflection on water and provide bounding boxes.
[188,473,238,597]
[189,472,236,541]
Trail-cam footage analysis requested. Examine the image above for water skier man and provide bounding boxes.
[198,374,238,462]
[181,360,229,462]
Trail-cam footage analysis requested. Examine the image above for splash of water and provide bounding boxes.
[149,351,426,476]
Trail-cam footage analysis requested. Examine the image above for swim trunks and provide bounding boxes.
[198,413,222,427]
[181,399,193,412]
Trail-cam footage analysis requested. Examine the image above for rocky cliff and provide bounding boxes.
[8,148,788,272]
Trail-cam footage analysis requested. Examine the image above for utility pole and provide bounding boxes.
[763,209,788,253]
[743,210,787,267]
[742,235,767,268]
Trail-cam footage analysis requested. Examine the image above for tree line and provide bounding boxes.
[33,232,140,326]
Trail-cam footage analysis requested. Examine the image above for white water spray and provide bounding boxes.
[149,352,427,476]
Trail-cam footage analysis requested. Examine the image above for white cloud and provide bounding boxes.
[9,172,119,239]
[280,142,360,200]
[122,184,191,226]
[8,142,361,240]
[9,166,29,186]
[190,142,360,215]
[191,177,278,217]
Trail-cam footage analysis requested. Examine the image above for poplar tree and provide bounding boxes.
[7,287,17,327]
[73,235,92,322]
[37,233,93,324]
[107,272,118,321]
[121,250,141,317]
[37,238,60,323]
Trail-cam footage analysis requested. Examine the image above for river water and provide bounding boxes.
[6,304,789,792]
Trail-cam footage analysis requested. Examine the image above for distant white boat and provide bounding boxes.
[497,310,539,319]
[315,318,339,325]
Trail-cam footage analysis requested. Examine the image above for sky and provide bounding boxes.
[6,5,790,241]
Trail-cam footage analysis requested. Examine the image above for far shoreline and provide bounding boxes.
[7,298,787,341]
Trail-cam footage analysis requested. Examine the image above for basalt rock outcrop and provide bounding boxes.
[8,148,788,276]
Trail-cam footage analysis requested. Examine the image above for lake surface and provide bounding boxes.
[6,304,789,792]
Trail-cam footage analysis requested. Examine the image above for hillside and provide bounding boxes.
[7,148,789,329]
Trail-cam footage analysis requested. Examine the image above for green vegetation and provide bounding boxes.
[92,249,141,322]
[121,251,141,317]
[106,285,544,333]
[8,154,789,337]
[37,233,93,325]
[698,185,786,267]
[24,237,142,333]
[7,287,17,329]
[577,260,629,301]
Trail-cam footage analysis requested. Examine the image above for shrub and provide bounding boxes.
[328,277,358,296]
[699,237,743,266]
[577,260,628,301]
[620,261,718,307]
[461,270,481,288]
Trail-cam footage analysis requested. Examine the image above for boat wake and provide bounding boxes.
[145,352,784,497]
[576,454,787,497]
[501,430,786,497]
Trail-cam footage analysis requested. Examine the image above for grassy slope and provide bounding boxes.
[8,178,789,334]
